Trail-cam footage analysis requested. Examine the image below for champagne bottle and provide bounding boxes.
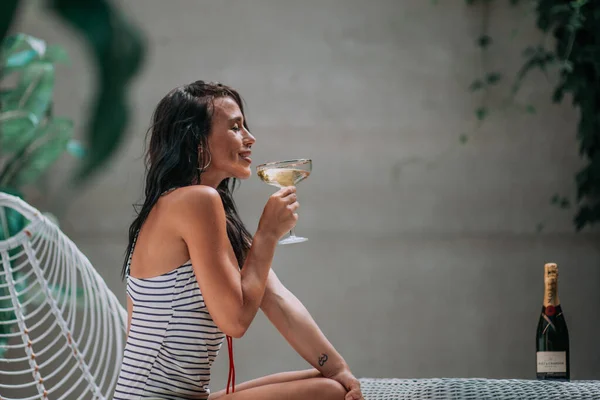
[536,263,570,381]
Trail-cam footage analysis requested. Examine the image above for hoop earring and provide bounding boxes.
[198,153,212,171]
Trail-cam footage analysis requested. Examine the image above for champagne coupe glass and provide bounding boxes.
[256,159,312,245]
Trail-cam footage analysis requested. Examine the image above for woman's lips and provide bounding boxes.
[239,152,252,163]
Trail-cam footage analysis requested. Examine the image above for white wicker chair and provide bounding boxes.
[0,192,126,399]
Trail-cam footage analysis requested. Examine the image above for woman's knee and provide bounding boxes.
[316,378,346,399]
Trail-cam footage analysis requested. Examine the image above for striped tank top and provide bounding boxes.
[114,214,237,399]
[114,261,226,399]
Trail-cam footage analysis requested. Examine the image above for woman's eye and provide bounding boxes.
[232,124,240,131]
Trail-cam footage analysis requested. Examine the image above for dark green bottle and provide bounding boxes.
[536,263,570,381]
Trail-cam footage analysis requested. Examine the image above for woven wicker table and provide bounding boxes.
[358,378,600,399]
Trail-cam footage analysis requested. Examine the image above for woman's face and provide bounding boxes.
[204,96,256,182]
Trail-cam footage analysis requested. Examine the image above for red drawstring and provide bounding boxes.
[226,335,236,394]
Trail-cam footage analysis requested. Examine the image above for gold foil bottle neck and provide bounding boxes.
[543,263,560,307]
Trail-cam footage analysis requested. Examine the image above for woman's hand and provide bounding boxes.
[257,186,299,240]
[326,368,364,400]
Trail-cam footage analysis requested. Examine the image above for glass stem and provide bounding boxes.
[289,228,296,238]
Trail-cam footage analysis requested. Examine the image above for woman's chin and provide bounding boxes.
[234,169,252,180]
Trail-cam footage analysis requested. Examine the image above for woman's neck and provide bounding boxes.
[195,170,226,188]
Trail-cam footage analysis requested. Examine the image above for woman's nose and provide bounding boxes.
[244,129,256,146]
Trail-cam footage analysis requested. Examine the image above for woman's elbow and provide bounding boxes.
[212,300,254,338]
[222,323,247,339]
[218,317,249,338]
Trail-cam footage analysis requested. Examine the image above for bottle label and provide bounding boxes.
[537,351,566,373]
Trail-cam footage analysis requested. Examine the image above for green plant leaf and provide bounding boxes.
[550,194,571,209]
[526,104,537,114]
[66,139,86,159]
[522,46,537,57]
[4,61,55,122]
[559,198,571,209]
[572,0,589,8]
[550,4,571,14]
[9,117,74,186]
[561,60,574,73]
[485,72,502,85]
[1,33,47,74]
[552,86,565,103]
[0,88,11,101]
[574,205,599,231]
[475,107,488,121]
[469,79,484,91]
[4,48,37,71]
[477,35,492,49]
[0,110,39,152]
[0,1,21,51]
[512,49,556,95]
[42,44,69,64]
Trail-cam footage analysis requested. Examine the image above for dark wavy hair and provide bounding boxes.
[121,80,253,279]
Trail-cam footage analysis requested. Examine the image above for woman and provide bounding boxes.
[114,81,363,400]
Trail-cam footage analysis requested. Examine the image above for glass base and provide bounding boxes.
[278,235,308,245]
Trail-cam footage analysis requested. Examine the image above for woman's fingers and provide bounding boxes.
[288,201,300,212]
[284,193,297,204]
[277,186,296,197]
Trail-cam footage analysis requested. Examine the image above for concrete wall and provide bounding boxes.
[8,0,599,392]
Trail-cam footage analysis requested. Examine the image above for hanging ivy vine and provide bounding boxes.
[458,0,599,231]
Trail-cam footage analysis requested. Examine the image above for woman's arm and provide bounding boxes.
[260,270,363,399]
[260,269,348,375]
[177,185,297,338]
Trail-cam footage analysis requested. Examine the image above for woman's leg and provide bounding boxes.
[209,368,323,399]
[210,376,346,400]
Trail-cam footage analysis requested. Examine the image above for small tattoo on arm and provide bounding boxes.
[318,353,328,366]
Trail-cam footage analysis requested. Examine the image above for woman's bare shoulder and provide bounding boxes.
[165,186,225,228]
[163,185,220,207]
[174,185,220,201]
